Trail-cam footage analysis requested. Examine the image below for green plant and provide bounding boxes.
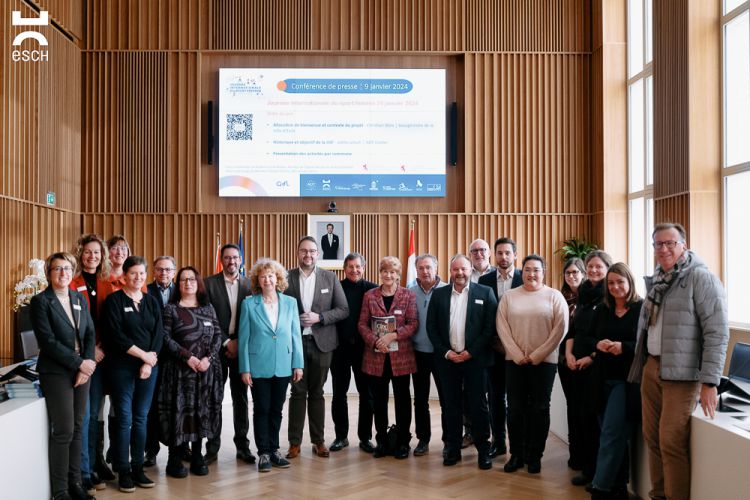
[555,237,598,262]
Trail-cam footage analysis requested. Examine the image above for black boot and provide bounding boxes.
[95,421,115,481]
[190,441,208,476]
[166,447,188,478]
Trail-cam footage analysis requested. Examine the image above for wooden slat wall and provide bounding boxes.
[31,0,84,41]
[464,53,589,214]
[212,0,311,50]
[311,0,464,51]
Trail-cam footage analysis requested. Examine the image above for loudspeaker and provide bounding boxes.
[207,100,214,165]
[449,101,457,166]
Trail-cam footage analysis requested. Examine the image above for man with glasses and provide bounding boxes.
[204,244,255,465]
[144,256,177,467]
[284,236,349,459]
[469,239,494,284]
[628,222,729,500]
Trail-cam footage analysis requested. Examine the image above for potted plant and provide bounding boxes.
[12,259,47,360]
[554,238,598,263]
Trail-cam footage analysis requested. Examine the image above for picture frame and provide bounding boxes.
[307,214,351,270]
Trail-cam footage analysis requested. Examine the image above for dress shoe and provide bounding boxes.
[143,452,157,467]
[270,451,291,468]
[203,451,218,465]
[359,440,375,453]
[81,478,96,495]
[131,467,155,488]
[488,441,507,458]
[394,445,410,459]
[478,454,493,470]
[257,454,272,473]
[461,433,474,449]
[413,440,429,456]
[330,438,349,451]
[286,444,301,459]
[526,459,542,474]
[69,482,94,500]
[443,453,462,466]
[312,442,330,457]
[372,444,387,458]
[190,455,209,476]
[236,448,257,464]
[503,455,525,473]
[571,473,592,486]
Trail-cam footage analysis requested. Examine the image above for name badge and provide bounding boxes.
[77,285,87,292]
[73,304,82,311]
[475,299,484,305]
[394,310,403,315]
[321,288,329,294]
[124,306,134,312]
[203,321,212,326]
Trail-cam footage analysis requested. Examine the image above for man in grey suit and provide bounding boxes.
[284,236,349,459]
[203,244,255,464]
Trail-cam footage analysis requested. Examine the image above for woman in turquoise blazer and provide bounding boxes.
[238,258,304,472]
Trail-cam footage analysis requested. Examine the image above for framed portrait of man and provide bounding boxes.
[307,214,351,270]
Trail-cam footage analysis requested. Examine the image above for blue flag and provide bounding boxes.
[238,225,246,276]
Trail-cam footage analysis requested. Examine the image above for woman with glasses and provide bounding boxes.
[31,252,96,500]
[557,257,587,471]
[102,256,163,493]
[158,267,223,478]
[497,254,568,474]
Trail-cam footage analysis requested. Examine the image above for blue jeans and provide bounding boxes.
[592,380,634,491]
[108,363,158,473]
[81,398,91,480]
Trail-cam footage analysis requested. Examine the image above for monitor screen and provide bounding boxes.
[218,68,446,197]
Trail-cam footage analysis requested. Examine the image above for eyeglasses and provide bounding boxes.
[653,240,684,249]
[154,267,175,273]
[222,255,241,261]
[564,270,581,276]
[52,266,74,274]
[179,277,197,283]
[110,245,128,252]
[299,249,318,255]
[469,248,488,254]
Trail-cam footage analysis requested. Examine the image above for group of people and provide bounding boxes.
[29,222,728,500]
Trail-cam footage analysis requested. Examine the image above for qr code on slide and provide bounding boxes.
[226,114,253,141]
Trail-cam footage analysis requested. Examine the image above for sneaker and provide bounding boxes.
[258,454,272,472]
[118,472,135,493]
[269,451,291,468]
[81,478,96,496]
[89,473,106,491]
[131,468,155,488]
[68,482,94,500]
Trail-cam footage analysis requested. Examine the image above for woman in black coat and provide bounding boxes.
[31,252,96,500]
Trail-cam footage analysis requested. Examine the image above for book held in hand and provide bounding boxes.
[372,315,398,352]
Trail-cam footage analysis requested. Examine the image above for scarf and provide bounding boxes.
[643,251,691,326]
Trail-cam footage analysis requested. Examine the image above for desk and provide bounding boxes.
[0,398,50,500]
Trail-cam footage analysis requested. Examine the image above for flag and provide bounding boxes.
[406,223,416,287]
[214,233,222,274]
[238,221,246,277]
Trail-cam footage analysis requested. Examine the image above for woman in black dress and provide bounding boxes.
[158,267,224,478]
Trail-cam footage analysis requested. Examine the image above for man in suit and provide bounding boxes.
[144,256,177,467]
[320,223,340,260]
[204,244,255,464]
[427,254,498,470]
[478,238,523,458]
[284,236,349,458]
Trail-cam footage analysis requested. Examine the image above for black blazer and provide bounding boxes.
[204,272,252,341]
[426,282,498,368]
[30,287,95,375]
[320,233,340,259]
[146,281,175,310]
[477,268,523,301]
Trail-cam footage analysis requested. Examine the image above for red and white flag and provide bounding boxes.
[214,233,223,274]
[406,224,416,287]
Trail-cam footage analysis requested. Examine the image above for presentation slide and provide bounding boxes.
[218,68,446,197]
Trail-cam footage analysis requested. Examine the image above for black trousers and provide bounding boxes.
[558,362,581,466]
[206,352,250,454]
[568,367,601,477]
[330,339,373,442]
[370,356,412,447]
[435,359,490,456]
[488,351,507,445]
[40,371,89,496]
[412,350,445,442]
[505,361,556,462]
[250,376,290,454]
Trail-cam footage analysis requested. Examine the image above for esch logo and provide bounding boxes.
[11,10,49,62]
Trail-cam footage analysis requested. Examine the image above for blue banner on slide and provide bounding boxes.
[300,174,445,197]
[280,79,413,94]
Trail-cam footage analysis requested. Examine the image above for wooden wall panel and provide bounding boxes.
[654,193,690,243]
[464,53,589,214]
[83,52,168,213]
[0,199,81,365]
[31,0,84,41]
[311,0,464,51]
[211,0,310,50]
[85,0,208,50]
[466,0,591,53]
